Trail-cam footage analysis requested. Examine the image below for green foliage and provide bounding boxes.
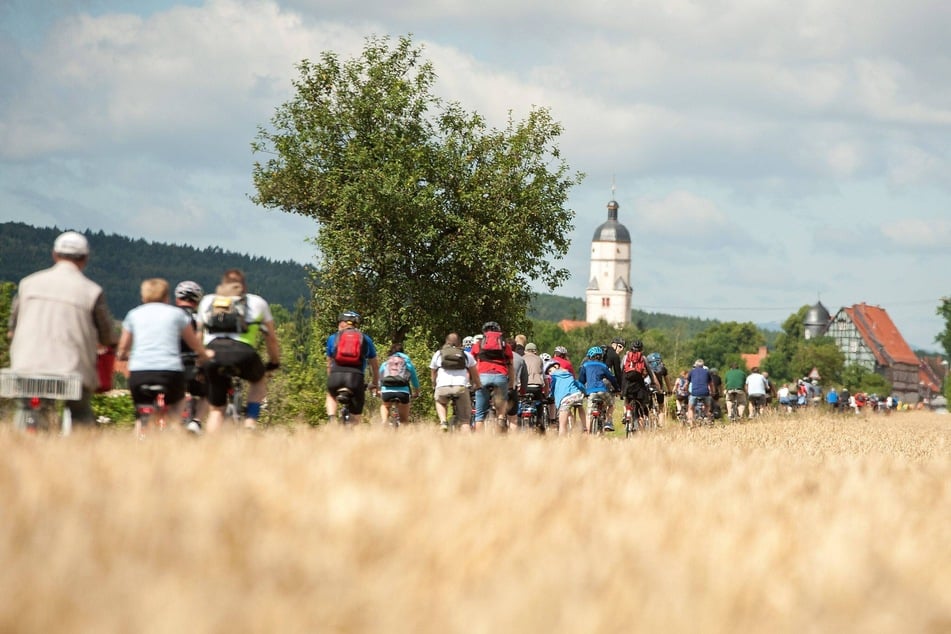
[790,337,844,384]
[762,305,812,383]
[252,35,582,347]
[689,321,765,372]
[0,281,14,367]
[840,364,892,395]
[91,392,136,425]
[936,298,951,359]
[0,222,310,318]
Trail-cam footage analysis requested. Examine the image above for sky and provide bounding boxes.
[1,0,949,349]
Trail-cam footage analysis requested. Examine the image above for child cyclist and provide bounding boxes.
[545,360,586,436]
[577,346,621,433]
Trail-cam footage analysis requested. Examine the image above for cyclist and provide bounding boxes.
[578,346,620,433]
[673,369,690,418]
[745,366,768,418]
[723,363,747,420]
[552,345,575,376]
[469,321,515,432]
[603,338,625,421]
[430,333,481,430]
[621,340,653,431]
[545,360,585,436]
[117,278,213,434]
[378,343,421,426]
[325,311,379,425]
[198,269,281,432]
[174,280,207,434]
[687,359,713,424]
[646,352,673,425]
[8,231,117,427]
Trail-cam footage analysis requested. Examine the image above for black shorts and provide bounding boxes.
[381,391,410,404]
[205,338,265,407]
[128,370,186,406]
[625,382,652,414]
[327,369,367,414]
[183,363,207,398]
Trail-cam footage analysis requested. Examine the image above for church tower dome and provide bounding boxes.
[804,300,831,339]
[585,197,632,327]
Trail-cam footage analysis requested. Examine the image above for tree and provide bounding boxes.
[251,35,582,347]
[840,364,891,396]
[790,336,844,384]
[0,281,15,367]
[762,305,810,382]
[690,321,765,372]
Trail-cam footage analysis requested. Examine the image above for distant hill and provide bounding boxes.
[2,223,723,334]
[0,222,311,317]
[528,294,719,338]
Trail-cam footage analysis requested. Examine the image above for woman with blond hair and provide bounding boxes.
[117,278,212,434]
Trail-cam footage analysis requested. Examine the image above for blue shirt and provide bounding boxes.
[688,366,712,396]
[379,351,420,394]
[577,360,620,394]
[325,330,378,372]
[548,369,584,410]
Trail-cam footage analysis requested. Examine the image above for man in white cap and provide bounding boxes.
[7,231,116,426]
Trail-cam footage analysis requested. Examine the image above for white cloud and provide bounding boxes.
[880,218,951,251]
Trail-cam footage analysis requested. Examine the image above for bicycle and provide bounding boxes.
[1,370,82,435]
[334,387,356,425]
[588,393,609,435]
[517,389,547,433]
[135,383,172,436]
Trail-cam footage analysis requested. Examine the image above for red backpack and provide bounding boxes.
[333,328,364,367]
[477,331,507,362]
[623,350,647,378]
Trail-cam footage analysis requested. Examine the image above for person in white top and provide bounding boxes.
[429,332,481,431]
[745,367,768,417]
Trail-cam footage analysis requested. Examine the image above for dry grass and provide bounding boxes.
[0,411,948,633]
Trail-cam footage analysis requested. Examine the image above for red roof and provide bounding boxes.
[741,346,768,370]
[843,303,919,366]
[558,319,589,332]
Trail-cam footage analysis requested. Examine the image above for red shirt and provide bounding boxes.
[471,340,513,375]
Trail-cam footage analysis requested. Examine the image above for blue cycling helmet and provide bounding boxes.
[586,346,604,358]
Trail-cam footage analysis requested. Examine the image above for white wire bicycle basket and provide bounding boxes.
[0,369,83,401]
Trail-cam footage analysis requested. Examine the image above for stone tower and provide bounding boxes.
[585,199,632,326]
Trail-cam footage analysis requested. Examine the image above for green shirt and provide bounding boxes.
[725,368,746,391]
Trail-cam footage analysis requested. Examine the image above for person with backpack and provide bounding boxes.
[378,342,420,426]
[646,352,673,426]
[469,321,515,432]
[325,310,379,425]
[578,346,621,433]
[197,269,281,433]
[174,280,207,434]
[430,332,481,430]
[621,340,654,431]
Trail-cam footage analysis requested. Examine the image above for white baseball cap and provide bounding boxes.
[53,231,89,256]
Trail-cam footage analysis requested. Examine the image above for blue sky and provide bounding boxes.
[2,0,949,349]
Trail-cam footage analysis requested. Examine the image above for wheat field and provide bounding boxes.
[0,411,948,634]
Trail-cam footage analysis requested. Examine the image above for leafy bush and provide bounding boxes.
[91,391,136,425]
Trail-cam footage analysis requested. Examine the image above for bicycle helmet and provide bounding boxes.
[174,280,203,303]
[611,337,625,347]
[586,346,604,359]
[338,310,361,326]
[630,339,643,351]
[544,360,561,374]
[482,321,501,333]
[554,345,568,356]
[540,352,552,362]
[462,336,474,347]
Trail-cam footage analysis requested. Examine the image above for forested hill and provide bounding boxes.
[529,294,719,339]
[2,222,719,334]
[0,222,311,317]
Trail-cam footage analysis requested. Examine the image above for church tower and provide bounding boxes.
[585,198,632,326]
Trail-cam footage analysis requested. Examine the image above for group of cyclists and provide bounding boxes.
[346,319,679,435]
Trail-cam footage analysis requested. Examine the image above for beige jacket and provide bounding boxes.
[10,261,115,391]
